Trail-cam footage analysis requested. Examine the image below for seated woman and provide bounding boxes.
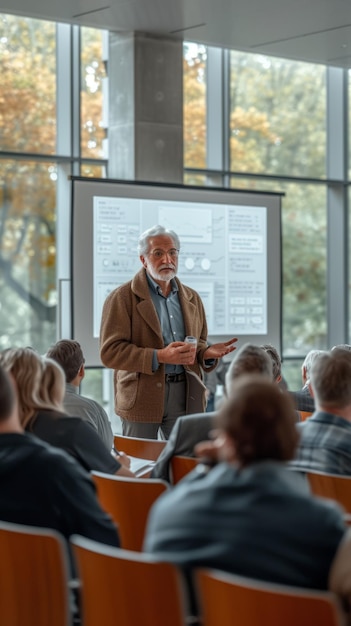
[144,375,351,612]
[0,347,134,477]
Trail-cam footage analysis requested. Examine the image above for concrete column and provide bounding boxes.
[108,32,183,183]
[326,66,349,347]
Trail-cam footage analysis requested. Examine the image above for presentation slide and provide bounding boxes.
[71,179,282,367]
[93,196,267,338]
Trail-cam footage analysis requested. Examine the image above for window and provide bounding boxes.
[230,177,327,356]
[81,27,107,159]
[183,43,207,169]
[0,160,57,351]
[0,14,56,154]
[230,52,326,178]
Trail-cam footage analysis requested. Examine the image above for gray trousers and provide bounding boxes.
[121,380,186,440]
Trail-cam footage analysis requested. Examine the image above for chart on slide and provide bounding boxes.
[93,195,267,337]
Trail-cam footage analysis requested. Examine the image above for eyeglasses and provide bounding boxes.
[148,248,179,260]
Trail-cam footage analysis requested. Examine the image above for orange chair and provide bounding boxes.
[71,535,188,626]
[299,411,313,421]
[306,470,351,514]
[196,569,344,626]
[91,471,168,550]
[170,455,198,484]
[0,520,71,626]
[114,434,167,460]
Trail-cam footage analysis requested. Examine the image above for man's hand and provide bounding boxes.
[157,341,197,365]
[195,429,236,465]
[204,337,238,359]
[116,451,131,469]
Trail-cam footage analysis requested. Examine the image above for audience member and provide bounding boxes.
[151,343,273,481]
[46,339,114,450]
[0,363,119,556]
[290,348,351,474]
[332,344,351,352]
[290,349,325,413]
[144,376,350,611]
[0,348,134,477]
[203,356,226,412]
[260,343,282,384]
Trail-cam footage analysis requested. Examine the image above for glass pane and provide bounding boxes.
[80,163,107,178]
[229,52,326,178]
[81,27,107,159]
[81,368,121,434]
[230,177,327,356]
[0,14,56,154]
[282,358,304,391]
[183,43,207,169]
[183,173,208,186]
[0,160,57,352]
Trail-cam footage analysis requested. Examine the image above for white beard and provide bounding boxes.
[150,267,176,282]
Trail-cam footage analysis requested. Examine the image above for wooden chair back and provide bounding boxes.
[299,411,313,421]
[196,569,344,626]
[91,471,168,550]
[71,535,187,626]
[0,520,71,626]
[114,434,167,460]
[170,455,198,484]
[306,470,351,513]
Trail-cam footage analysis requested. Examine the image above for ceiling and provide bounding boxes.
[2,0,351,68]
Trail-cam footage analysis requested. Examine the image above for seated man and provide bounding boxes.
[151,343,273,481]
[290,348,351,474]
[46,339,114,450]
[144,376,350,609]
[290,349,325,414]
[0,363,119,552]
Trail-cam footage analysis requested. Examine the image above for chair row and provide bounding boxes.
[113,435,351,518]
[0,519,344,626]
[91,455,198,552]
[92,464,351,553]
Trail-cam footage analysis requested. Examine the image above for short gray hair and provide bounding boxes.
[302,349,326,380]
[138,225,180,256]
[225,343,273,397]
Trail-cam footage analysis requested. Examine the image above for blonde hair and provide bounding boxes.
[0,348,65,429]
[39,358,65,411]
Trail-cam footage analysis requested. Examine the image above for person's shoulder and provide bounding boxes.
[80,394,106,414]
[66,392,97,411]
[305,491,346,528]
[25,430,85,472]
[39,414,89,439]
[177,411,215,433]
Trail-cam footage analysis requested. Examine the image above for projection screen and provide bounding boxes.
[71,177,283,367]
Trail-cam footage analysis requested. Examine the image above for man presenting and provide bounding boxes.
[100,224,237,439]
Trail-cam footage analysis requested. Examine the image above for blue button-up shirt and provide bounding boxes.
[147,274,185,374]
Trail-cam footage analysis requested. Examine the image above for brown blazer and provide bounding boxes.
[100,268,216,423]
